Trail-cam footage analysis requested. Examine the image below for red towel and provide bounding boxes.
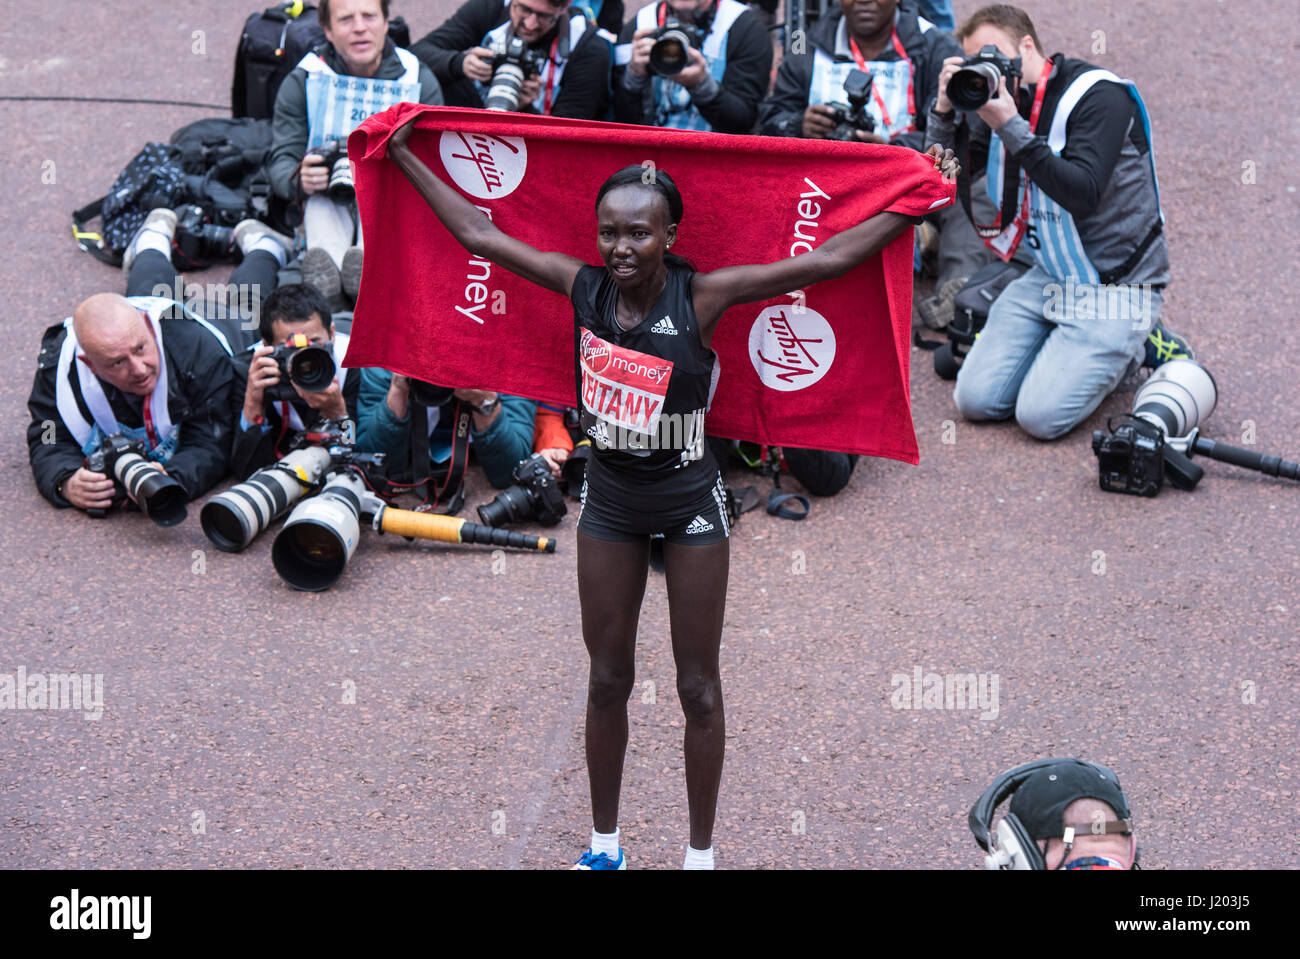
[346,104,954,463]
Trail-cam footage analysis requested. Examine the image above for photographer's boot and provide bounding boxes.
[300,247,344,311]
[340,246,364,302]
[121,207,178,276]
[233,219,295,266]
[917,275,968,331]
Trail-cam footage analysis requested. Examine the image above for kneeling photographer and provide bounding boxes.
[411,0,613,119]
[613,0,772,133]
[355,368,552,512]
[231,285,360,479]
[926,4,1189,441]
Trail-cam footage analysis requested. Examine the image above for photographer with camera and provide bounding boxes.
[355,368,547,510]
[971,759,1138,870]
[268,0,443,308]
[613,0,773,133]
[760,0,958,147]
[27,291,234,514]
[230,284,360,479]
[411,0,614,118]
[926,4,1189,440]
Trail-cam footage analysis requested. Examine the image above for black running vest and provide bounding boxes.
[571,263,720,477]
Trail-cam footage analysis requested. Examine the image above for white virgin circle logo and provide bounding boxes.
[748,305,836,392]
[439,131,528,199]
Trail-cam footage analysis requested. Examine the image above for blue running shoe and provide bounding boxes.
[570,848,626,870]
[1144,325,1194,369]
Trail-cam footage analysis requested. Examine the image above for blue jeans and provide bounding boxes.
[952,265,1161,440]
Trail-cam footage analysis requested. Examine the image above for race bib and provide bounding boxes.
[579,328,673,436]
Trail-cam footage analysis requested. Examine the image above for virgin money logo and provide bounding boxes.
[440,131,527,199]
[748,305,836,392]
[581,329,612,373]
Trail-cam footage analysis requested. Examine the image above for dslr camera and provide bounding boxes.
[174,203,235,265]
[311,139,355,202]
[265,332,337,402]
[485,34,548,112]
[649,18,706,76]
[826,69,877,141]
[946,44,1022,110]
[477,452,567,527]
[83,434,188,526]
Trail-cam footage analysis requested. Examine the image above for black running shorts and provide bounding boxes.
[578,460,730,546]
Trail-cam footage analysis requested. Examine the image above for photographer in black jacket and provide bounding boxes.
[230,284,360,479]
[412,0,614,118]
[613,0,773,133]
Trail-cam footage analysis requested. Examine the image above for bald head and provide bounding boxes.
[1041,798,1136,869]
[73,294,161,396]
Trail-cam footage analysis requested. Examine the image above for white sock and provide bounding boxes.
[591,827,620,860]
[131,229,172,259]
[246,234,288,266]
[683,845,714,870]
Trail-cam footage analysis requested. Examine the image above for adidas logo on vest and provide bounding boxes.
[650,315,678,335]
[684,514,714,534]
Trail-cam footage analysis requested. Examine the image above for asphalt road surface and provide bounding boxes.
[1,0,1296,870]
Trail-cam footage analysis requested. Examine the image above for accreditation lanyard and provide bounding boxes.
[138,312,162,449]
[540,32,561,114]
[988,58,1054,243]
[848,29,915,135]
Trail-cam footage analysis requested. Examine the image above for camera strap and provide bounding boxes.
[848,30,915,135]
[957,58,1053,260]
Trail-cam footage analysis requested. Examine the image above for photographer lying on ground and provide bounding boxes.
[22,205,285,511]
[925,3,1192,440]
[230,284,361,479]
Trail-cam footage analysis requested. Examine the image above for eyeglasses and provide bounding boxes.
[510,0,561,26]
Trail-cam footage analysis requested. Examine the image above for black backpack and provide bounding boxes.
[72,117,275,268]
[232,1,413,120]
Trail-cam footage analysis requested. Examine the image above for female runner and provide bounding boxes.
[387,115,958,869]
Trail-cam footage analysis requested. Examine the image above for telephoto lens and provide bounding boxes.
[1131,358,1218,437]
[272,470,366,591]
[200,445,333,552]
[947,62,1002,110]
[649,31,691,75]
[115,452,188,527]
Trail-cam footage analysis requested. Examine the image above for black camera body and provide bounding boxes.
[174,203,235,266]
[312,138,355,202]
[408,379,456,409]
[485,35,548,111]
[265,334,336,402]
[946,44,1022,110]
[477,452,567,527]
[826,69,877,141]
[1091,418,1167,497]
[83,434,188,525]
[649,19,707,76]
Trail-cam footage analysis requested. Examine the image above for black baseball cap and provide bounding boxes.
[1008,759,1132,840]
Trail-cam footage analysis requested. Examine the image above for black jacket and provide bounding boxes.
[411,0,612,119]
[28,315,234,507]
[228,350,361,480]
[759,8,959,151]
[612,1,772,133]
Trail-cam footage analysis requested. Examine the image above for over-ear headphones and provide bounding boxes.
[969,759,1135,870]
